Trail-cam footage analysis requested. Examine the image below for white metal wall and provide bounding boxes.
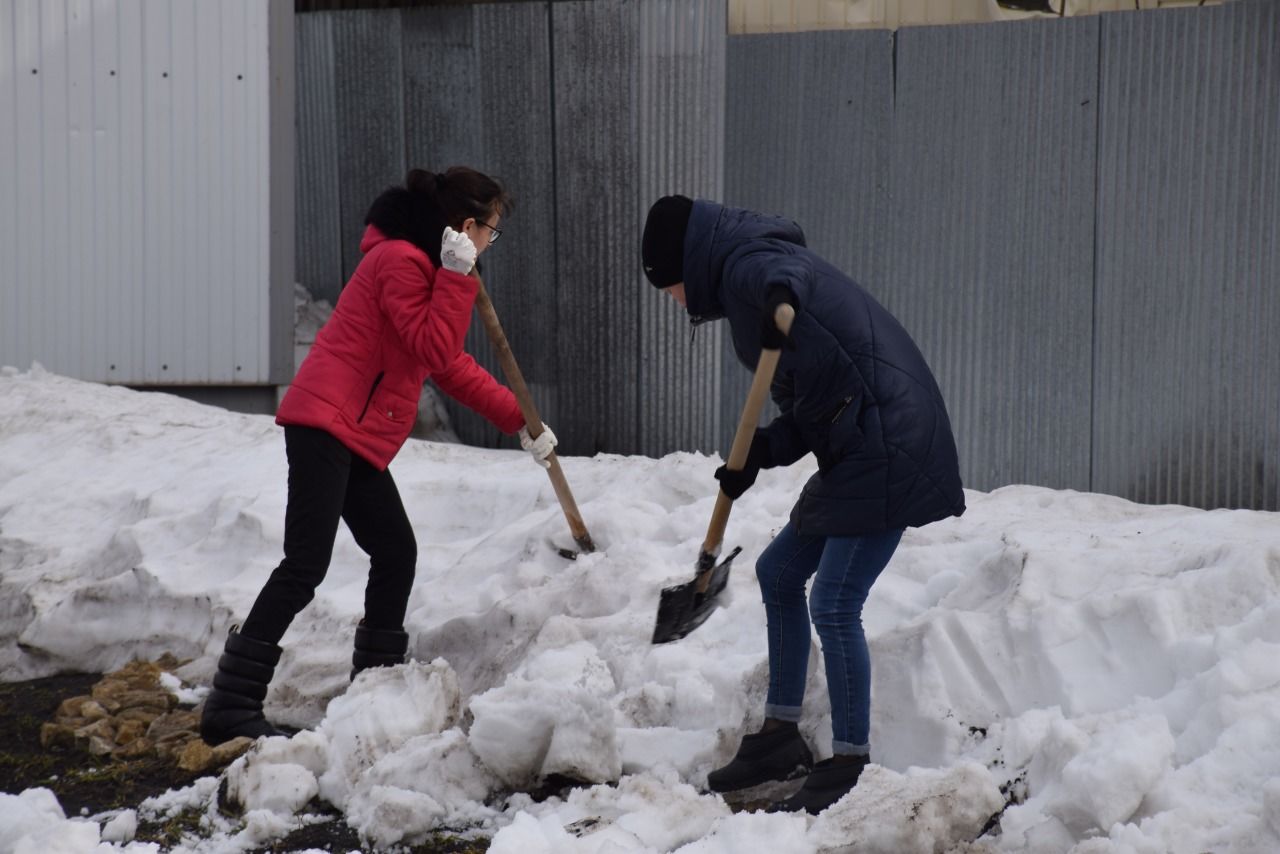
[0,0,286,386]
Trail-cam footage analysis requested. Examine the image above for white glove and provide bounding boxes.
[440,226,477,274]
[519,424,557,468]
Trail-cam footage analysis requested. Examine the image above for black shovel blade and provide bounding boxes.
[549,534,597,560]
[651,546,743,644]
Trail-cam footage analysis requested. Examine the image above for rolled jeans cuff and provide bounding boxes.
[833,740,870,757]
[765,703,802,723]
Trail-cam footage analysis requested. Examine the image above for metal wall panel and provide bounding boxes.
[1094,3,1280,510]
[0,7,16,372]
[294,1,724,455]
[0,0,285,385]
[295,13,344,304]
[86,0,116,379]
[143,1,176,383]
[118,0,146,381]
[269,0,297,384]
[551,0,641,455]
[887,17,1100,493]
[725,30,891,287]
[469,2,558,430]
[331,9,404,285]
[402,7,479,181]
[552,0,725,457]
[43,1,71,377]
[725,0,1232,33]
[636,0,727,457]
[401,3,559,449]
[724,30,892,445]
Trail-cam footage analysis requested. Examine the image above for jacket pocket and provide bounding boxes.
[813,395,864,471]
[356,371,385,423]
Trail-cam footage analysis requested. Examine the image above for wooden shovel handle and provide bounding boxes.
[701,303,796,558]
[471,272,595,553]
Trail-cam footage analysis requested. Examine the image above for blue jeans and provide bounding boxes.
[756,522,903,755]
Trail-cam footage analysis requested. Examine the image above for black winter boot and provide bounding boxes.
[707,720,814,793]
[350,622,409,680]
[767,754,869,814]
[199,628,285,745]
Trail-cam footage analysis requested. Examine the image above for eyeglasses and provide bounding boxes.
[475,220,503,244]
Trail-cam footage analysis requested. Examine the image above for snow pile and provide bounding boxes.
[2,365,1279,853]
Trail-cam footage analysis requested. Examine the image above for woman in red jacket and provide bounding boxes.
[201,167,556,745]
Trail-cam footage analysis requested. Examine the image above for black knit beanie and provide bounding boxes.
[641,195,694,288]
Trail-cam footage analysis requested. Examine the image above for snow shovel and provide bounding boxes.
[471,271,596,557]
[651,303,796,644]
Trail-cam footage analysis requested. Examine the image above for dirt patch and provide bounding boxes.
[0,672,204,818]
[1,671,492,852]
[247,813,489,853]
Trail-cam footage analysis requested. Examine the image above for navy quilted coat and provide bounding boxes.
[682,200,965,536]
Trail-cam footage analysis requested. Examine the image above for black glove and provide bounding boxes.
[761,284,798,350]
[714,432,774,500]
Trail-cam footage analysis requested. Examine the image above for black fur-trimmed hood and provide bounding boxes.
[364,186,446,267]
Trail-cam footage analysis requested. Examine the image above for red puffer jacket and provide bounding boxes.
[277,225,524,469]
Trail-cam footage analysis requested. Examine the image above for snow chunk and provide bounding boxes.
[470,642,621,786]
[1049,714,1175,832]
[677,809,811,854]
[345,729,500,845]
[490,773,732,853]
[808,761,1004,853]
[317,659,461,805]
[225,729,327,815]
[101,808,139,843]
[0,789,75,853]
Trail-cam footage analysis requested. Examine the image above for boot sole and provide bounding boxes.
[718,776,807,806]
[708,762,812,800]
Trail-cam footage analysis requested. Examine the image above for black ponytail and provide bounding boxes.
[405,168,438,196]
[365,167,512,268]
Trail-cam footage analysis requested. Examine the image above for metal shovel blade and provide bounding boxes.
[549,533,597,560]
[651,546,743,644]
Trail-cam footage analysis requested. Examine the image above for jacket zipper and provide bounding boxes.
[688,314,715,344]
[829,396,854,424]
[357,371,385,423]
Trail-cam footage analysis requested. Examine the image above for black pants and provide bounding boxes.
[241,426,417,645]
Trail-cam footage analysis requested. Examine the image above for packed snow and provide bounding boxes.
[1,364,1279,853]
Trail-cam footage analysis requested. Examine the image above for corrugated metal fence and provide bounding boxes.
[296,0,725,456]
[295,0,1279,511]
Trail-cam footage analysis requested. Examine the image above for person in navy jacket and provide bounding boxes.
[201,168,557,746]
[642,195,965,814]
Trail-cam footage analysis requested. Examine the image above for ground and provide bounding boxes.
[0,673,489,852]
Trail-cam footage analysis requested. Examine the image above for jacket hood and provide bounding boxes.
[682,200,807,321]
